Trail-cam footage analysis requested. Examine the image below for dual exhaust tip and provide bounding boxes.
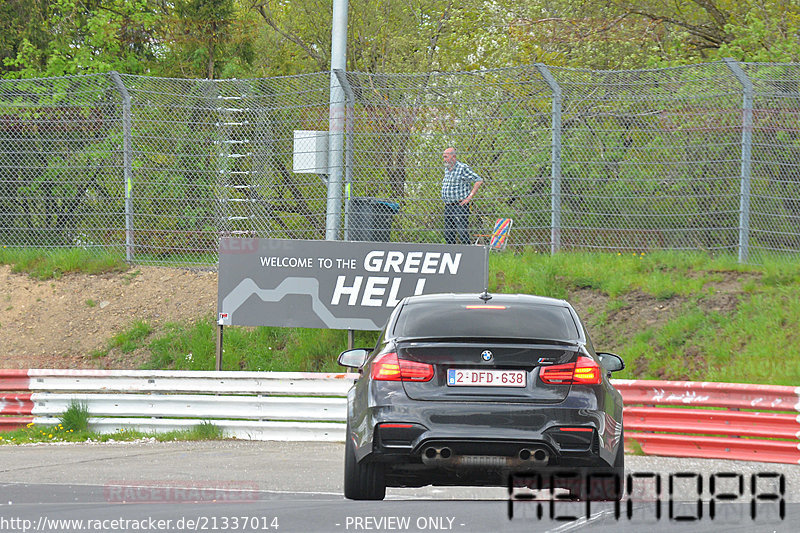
[422,446,549,464]
[424,446,452,460]
[518,448,548,463]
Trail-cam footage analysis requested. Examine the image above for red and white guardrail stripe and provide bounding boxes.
[0,370,34,430]
[614,379,800,465]
[2,370,799,464]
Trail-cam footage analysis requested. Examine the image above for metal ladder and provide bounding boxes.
[215,81,257,237]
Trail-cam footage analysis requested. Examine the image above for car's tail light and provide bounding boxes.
[399,358,435,381]
[539,356,601,385]
[371,352,401,380]
[371,352,434,382]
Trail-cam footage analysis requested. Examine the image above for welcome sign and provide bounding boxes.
[217,238,488,330]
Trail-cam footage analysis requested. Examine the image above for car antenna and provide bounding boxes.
[479,246,491,302]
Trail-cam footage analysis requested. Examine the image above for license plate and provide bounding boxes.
[447,369,527,387]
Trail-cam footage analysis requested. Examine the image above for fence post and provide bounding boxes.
[326,0,349,241]
[335,70,358,353]
[333,69,354,242]
[535,64,563,254]
[109,72,134,262]
[723,58,753,264]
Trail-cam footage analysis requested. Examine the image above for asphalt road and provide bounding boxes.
[0,440,796,532]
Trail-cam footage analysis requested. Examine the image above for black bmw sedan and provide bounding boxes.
[338,292,625,501]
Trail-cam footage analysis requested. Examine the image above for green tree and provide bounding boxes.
[0,1,52,77]
[1,0,165,78]
[494,0,800,68]
[248,0,512,75]
[170,0,241,79]
[496,0,669,69]
[716,4,800,62]
[611,0,800,64]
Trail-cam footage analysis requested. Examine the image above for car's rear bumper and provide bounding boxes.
[355,402,619,470]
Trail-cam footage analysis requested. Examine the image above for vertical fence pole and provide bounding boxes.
[216,324,224,371]
[334,69,354,241]
[536,64,563,254]
[110,71,134,262]
[326,0,349,241]
[723,58,753,264]
[335,69,357,352]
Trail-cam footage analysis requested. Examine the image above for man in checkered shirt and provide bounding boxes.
[441,147,483,244]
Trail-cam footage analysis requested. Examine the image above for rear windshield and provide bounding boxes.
[392,302,580,341]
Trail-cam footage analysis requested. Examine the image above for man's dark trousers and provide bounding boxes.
[444,202,470,245]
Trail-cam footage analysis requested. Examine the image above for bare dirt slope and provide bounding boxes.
[0,265,217,369]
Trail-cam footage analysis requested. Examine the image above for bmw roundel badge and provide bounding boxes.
[481,350,493,362]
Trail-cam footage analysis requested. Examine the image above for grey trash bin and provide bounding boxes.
[348,197,400,242]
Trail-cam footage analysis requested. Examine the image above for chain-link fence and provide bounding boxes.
[1,61,799,265]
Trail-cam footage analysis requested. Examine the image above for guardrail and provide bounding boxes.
[616,379,800,465]
[1,370,798,465]
[0,369,353,441]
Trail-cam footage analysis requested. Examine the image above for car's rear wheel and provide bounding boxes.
[569,431,625,501]
[343,424,386,500]
[613,429,625,482]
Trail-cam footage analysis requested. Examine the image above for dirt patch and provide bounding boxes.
[568,289,685,348]
[568,272,758,378]
[0,265,217,369]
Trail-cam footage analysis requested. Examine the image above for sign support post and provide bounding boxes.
[216,323,224,371]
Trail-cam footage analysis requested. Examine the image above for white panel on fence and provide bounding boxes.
[31,393,346,421]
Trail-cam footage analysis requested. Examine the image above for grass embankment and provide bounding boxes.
[489,252,800,385]
[0,247,127,280]
[143,251,800,385]
[3,248,800,385]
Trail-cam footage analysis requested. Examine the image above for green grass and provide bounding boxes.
[0,420,224,445]
[626,438,646,456]
[60,400,90,433]
[111,320,153,353]
[170,421,224,440]
[0,247,128,280]
[490,250,755,299]
[92,320,154,359]
[143,318,380,372]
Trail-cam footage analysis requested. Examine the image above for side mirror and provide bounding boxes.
[338,348,370,369]
[597,352,625,373]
